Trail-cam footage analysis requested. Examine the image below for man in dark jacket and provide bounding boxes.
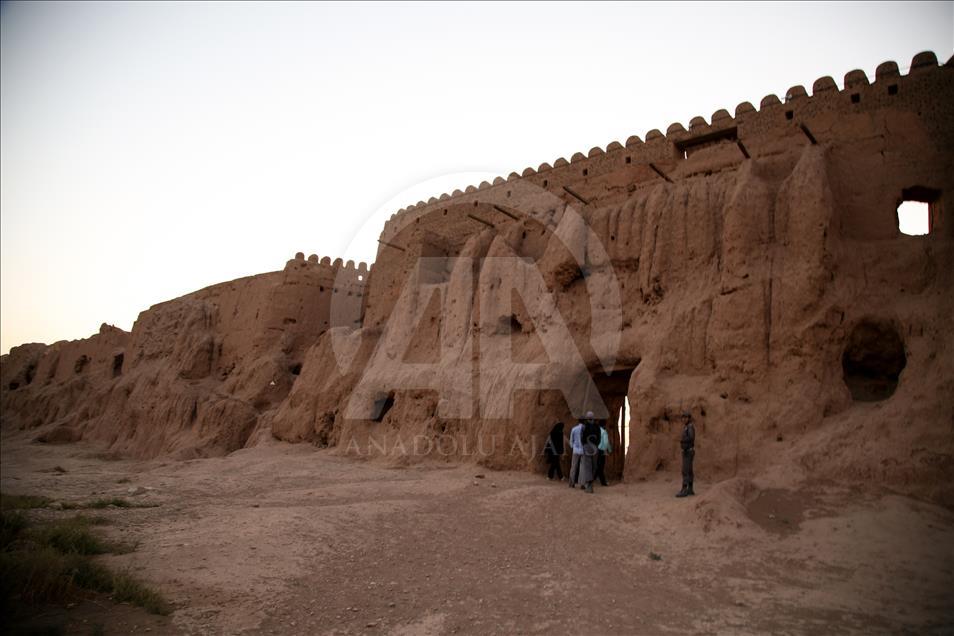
[544,422,565,480]
[676,411,695,498]
[594,420,612,487]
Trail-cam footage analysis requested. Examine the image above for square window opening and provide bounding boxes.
[898,201,929,235]
[897,187,939,236]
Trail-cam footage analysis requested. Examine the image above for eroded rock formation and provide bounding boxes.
[3,53,952,505]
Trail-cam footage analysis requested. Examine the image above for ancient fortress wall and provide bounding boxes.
[278,51,954,503]
[2,256,369,456]
[2,52,952,504]
[373,52,951,276]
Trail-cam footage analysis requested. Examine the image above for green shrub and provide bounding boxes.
[81,498,157,510]
[2,492,158,511]
[1,510,30,547]
[111,571,172,615]
[0,493,53,510]
[0,508,170,618]
[0,546,75,607]
[28,518,110,555]
[84,498,133,509]
[68,557,115,593]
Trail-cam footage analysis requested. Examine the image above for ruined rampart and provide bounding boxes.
[2,52,952,505]
[1,256,369,457]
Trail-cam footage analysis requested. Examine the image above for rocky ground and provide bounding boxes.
[2,429,952,636]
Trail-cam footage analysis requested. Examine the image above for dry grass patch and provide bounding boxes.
[0,495,170,619]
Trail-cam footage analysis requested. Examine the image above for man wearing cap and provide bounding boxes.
[676,411,696,498]
[580,413,600,494]
[569,411,598,493]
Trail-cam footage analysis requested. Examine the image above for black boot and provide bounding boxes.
[687,482,695,496]
[675,483,689,498]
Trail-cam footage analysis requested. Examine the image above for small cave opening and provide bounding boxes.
[496,313,524,335]
[24,363,36,386]
[557,266,585,289]
[371,391,395,422]
[289,363,302,376]
[74,355,90,374]
[8,382,19,391]
[842,320,907,402]
[112,353,124,378]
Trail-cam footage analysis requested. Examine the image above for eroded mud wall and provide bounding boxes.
[3,53,952,504]
[270,53,954,504]
[1,256,367,458]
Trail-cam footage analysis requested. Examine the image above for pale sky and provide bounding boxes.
[1,1,952,354]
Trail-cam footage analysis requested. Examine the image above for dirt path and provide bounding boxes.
[2,430,952,635]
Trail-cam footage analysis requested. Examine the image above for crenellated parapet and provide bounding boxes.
[285,252,371,289]
[281,252,369,331]
[378,51,953,244]
[287,251,371,275]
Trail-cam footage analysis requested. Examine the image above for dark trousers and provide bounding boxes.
[681,449,694,488]
[546,454,564,480]
[595,451,608,486]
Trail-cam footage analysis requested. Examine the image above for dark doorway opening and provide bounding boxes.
[842,320,906,401]
[112,353,124,378]
[577,364,638,481]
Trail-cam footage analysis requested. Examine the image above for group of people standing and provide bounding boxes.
[543,410,696,498]
[543,412,613,494]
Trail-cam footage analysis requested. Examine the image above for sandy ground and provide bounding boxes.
[1,429,953,636]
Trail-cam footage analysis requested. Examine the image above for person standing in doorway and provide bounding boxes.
[568,418,585,488]
[580,412,600,494]
[595,419,612,487]
[676,411,696,498]
[544,421,565,481]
